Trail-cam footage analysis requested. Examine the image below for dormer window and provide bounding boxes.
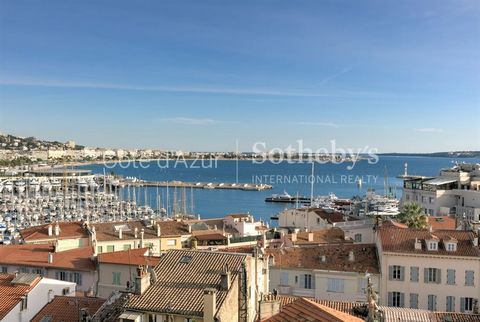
[428,241,438,251]
[446,243,457,251]
[443,237,458,252]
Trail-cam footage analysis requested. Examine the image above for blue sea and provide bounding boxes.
[78,156,480,223]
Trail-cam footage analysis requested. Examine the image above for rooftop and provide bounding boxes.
[0,273,41,320]
[264,297,363,322]
[378,227,480,257]
[20,221,88,241]
[311,208,359,224]
[126,249,247,317]
[91,220,189,241]
[0,244,95,271]
[267,244,379,274]
[97,248,160,267]
[291,228,350,245]
[30,296,105,322]
[428,216,457,230]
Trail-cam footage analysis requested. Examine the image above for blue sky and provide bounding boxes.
[0,0,479,152]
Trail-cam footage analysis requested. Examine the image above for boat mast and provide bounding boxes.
[310,161,315,206]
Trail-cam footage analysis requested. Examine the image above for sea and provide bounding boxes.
[78,156,480,224]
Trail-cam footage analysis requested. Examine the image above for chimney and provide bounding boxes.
[191,238,198,249]
[203,288,217,322]
[220,265,231,291]
[92,240,98,256]
[259,293,281,321]
[348,250,355,262]
[134,227,138,238]
[54,223,60,236]
[140,228,145,248]
[414,238,422,250]
[321,255,326,263]
[307,232,314,242]
[48,224,53,236]
[118,228,123,239]
[48,252,53,264]
[473,237,478,247]
[428,225,433,233]
[134,266,151,295]
[291,233,297,242]
[157,224,161,237]
[188,225,192,233]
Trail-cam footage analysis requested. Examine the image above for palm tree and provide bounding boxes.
[398,203,428,229]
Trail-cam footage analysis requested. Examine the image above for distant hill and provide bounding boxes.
[380,151,480,158]
[0,132,84,151]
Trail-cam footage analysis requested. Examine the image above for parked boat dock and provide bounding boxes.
[121,179,272,191]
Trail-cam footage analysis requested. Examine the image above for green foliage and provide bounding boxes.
[398,203,428,228]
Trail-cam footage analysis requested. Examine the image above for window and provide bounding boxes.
[428,209,434,216]
[145,242,154,249]
[280,272,288,285]
[410,293,419,309]
[465,270,474,286]
[446,243,457,251]
[97,246,103,254]
[424,268,441,284]
[112,272,121,285]
[56,271,67,281]
[446,296,455,312]
[1,267,6,273]
[447,269,455,285]
[406,194,410,201]
[32,268,43,276]
[429,197,434,204]
[354,234,362,242]
[167,239,177,246]
[389,265,404,281]
[123,244,132,250]
[316,218,320,224]
[327,278,344,293]
[358,278,367,294]
[72,272,82,286]
[428,294,437,311]
[294,275,298,284]
[19,266,29,273]
[428,241,438,251]
[303,274,313,289]
[388,292,404,307]
[410,267,419,282]
[20,296,28,311]
[106,245,115,252]
[461,297,475,313]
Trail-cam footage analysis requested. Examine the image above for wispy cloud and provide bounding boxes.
[0,77,392,99]
[158,117,233,125]
[316,66,353,86]
[296,121,341,128]
[416,128,443,133]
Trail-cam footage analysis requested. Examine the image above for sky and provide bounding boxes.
[0,0,479,153]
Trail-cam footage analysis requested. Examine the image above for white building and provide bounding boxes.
[0,273,75,322]
[278,208,358,231]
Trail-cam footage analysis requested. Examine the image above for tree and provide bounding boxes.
[398,203,428,229]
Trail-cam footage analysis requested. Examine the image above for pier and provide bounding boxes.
[120,179,272,191]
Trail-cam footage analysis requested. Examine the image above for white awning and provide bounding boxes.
[423,177,458,185]
[119,312,143,320]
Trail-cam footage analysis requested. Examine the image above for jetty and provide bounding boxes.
[121,179,272,191]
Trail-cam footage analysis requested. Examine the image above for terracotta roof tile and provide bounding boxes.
[267,244,379,274]
[0,244,95,271]
[20,221,88,241]
[97,248,160,267]
[31,296,105,322]
[91,220,189,241]
[378,227,480,257]
[126,250,247,317]
[382,220,408,229]
[0,273,41,320]
[291,228,350,245]
[428,216,457,230]
[264,297,363,322]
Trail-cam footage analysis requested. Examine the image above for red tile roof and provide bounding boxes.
[91,220,188,241]
[0,273,41,320]
[0,244,95,271]
[378,227,480,257]
[20,222,88,241]
[264,297,363,322]
[291,228,349,245]
[382,220,408,229]
[267,244,379,274]
[428,216,457,230]
[31,296,105,322]
[97,248,160,267]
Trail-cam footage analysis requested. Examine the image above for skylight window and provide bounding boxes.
[180,255,193,264]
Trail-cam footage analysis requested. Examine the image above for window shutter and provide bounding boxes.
[460,297,465,313]
[388,292,393,307]
[400,267,405,281]
[424,268,429,283]
[78,273,82,286]
[410,293,418,309]
[411,267,419,282]
[400,293,405,307]
[447,269,454,284]
[437,269,441,284]
[55,271,59,280]
[389,266,393,280]
[428,295,432,310]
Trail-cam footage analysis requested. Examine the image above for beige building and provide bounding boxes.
[97,248,160,298]
[88,220,189,256]
[377,226,480,313]
[267,244,380,303]
[278,207,358,231]
[120,249,269,322]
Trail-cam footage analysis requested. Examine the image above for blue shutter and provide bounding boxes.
[424,268,429,283]
[55,271,59,280]
[388,292,393,307]
[410,293,418,309]
[460,297,465,313]
[410,267,419,282]
[400,267,405,281]
[447,269,455,285]
[78,273,82,286]
[437,269,441,284]
[400,293,405,307]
